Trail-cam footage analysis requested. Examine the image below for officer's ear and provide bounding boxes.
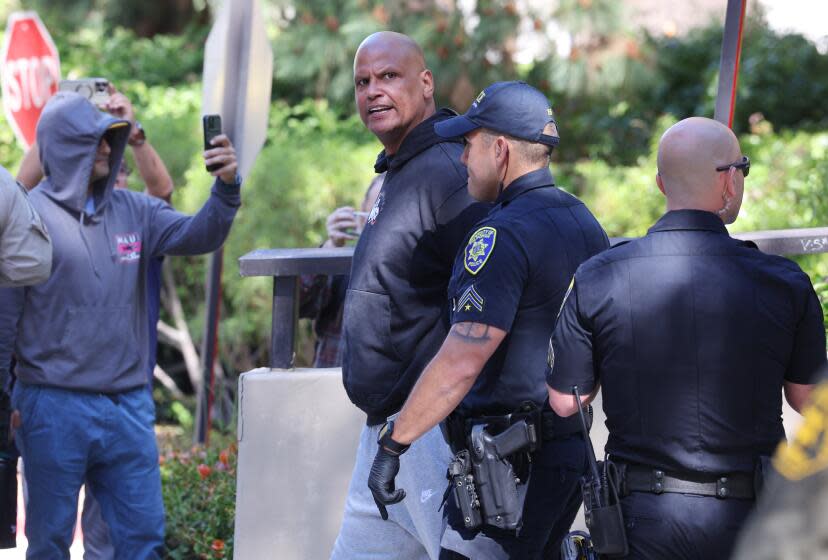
[723,166,738,199]
[655,173,666,197]
[494,136,509,161]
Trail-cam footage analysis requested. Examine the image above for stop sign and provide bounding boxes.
[0,12,60,149]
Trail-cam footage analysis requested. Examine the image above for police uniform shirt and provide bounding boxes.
[547,209,827,475]
[448,167,608,416]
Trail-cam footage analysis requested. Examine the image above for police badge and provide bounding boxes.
[464,226,496,275]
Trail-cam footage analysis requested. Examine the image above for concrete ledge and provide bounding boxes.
[233,368,805,554]
[234,368,365,560]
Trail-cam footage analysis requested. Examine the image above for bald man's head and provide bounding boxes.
[656,117,745,223]
[353,32,435,154]
[354,32,426,73]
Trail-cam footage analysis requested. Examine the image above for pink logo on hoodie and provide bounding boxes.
[114,232,142,262]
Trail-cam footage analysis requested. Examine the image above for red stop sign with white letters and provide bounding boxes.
[1,12,60,149]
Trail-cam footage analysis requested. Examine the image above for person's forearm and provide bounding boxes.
[784,381,815,413]
[393,323,504,445]
[547,382,600,417]
[393,348,480,446]
[16,143,43,190]
[149,177,240,257]
[132,142,173,202]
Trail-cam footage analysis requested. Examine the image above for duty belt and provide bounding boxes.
[619,463,755,500]
[444,403,587,452]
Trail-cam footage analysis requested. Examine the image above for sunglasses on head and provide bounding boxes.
[716,155,750,177]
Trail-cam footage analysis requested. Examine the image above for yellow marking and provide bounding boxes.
[464,227,497,275]
[774,383,828,481]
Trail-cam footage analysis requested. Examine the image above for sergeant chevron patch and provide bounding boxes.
[457,284,484,312]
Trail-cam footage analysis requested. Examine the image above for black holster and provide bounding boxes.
[446,419,536,532]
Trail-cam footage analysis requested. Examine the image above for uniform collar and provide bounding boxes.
[494,167,554,207]
[648,209,729,235]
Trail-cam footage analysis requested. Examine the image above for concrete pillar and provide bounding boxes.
[234,368,364,559]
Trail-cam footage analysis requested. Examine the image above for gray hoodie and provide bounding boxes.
[0,92,241,392]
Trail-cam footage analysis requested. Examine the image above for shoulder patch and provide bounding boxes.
[773,382,828,481]
[464,226,497,275]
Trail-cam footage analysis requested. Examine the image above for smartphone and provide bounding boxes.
[59,78,110,107]
[203,114,222,172]
[349,211,370,238]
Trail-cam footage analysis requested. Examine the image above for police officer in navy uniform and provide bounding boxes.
[367,81,609,559]
[547,117,825,559]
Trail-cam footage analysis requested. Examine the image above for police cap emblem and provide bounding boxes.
[464,226,497,275]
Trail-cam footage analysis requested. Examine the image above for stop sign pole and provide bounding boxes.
[714,0,747,128]
[195,0,272,444]
[0,11,60,148]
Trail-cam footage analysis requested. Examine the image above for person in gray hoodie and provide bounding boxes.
[0,91,241,559]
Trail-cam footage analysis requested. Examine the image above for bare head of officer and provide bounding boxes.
[353,32,436,155]
[656,117,748,225]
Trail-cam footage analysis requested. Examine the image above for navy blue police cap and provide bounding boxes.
[434,81,559,147]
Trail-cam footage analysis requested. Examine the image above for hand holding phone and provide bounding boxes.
[203,115,223,172]
[202,115,238,184]
[59,78,110,107]
[325,207,361,247]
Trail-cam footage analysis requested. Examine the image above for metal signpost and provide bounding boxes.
[714,0,748,127]
[196,0,273,444]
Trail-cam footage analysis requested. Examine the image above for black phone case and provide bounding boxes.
[203,114,222,172]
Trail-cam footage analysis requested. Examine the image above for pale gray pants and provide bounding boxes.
[82,485,115,560]
[330,420,452,559]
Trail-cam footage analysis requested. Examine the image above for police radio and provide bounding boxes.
[573,385,627,557]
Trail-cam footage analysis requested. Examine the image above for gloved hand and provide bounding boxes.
[368,444,406,520]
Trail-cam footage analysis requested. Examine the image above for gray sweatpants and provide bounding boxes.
[82,485,115,560]
[330,420,452,559]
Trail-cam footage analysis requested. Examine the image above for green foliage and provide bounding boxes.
[153,388,197,427]
[160,436,236,559]
[271,0,540,111]
[815,281,828,336]
[644,16,828,135]
[20,0,209,38]
[57,26,207,86]
[730,130,828,233]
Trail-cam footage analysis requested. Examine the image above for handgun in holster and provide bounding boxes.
[573,386,627,557]
[447,419,535,531]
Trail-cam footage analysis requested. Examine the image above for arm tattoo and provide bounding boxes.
[449,322,492,345]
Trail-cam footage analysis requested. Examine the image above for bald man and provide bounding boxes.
[545,117,824,559]
[332,32,487,559]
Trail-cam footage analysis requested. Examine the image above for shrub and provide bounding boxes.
[160,437,237,559]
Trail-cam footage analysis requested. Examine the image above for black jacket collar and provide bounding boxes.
[494,167,554,207]
[648,210,729,235]
[374,108,460,173]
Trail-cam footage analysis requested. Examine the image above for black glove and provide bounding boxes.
[368,421,410,520]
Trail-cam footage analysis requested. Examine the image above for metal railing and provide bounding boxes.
[239,227,828,369]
